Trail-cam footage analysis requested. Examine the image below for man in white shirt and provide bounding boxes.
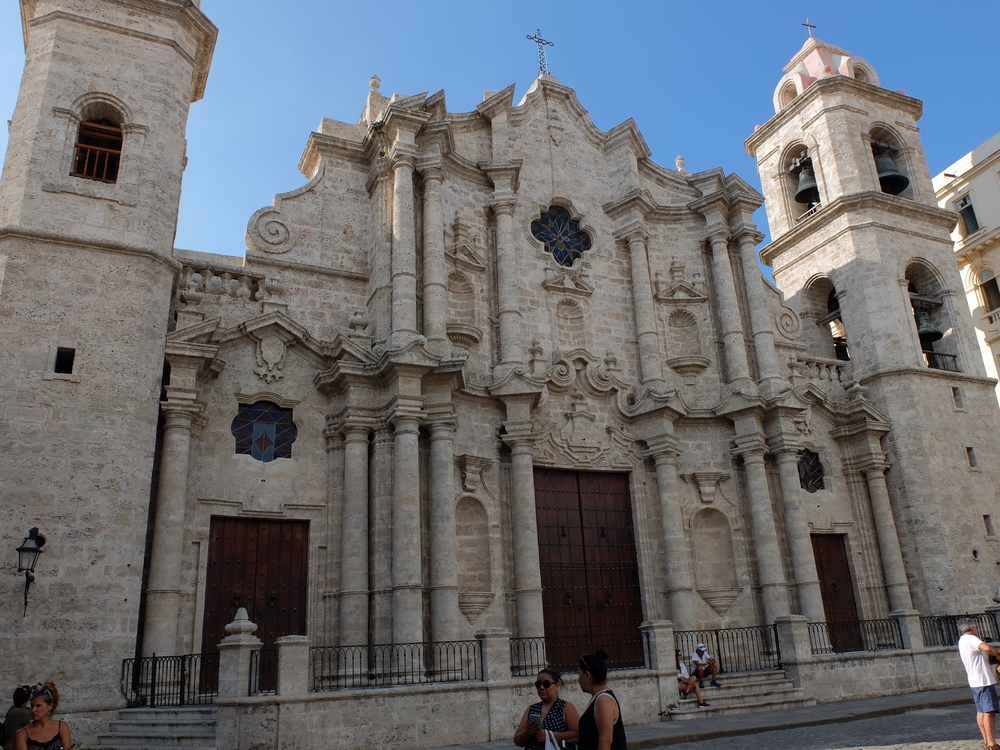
[691,643,721,688]
[959,619,1000,750]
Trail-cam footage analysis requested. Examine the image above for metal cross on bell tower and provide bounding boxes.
[801,18,816,38]
[526,29,554,76]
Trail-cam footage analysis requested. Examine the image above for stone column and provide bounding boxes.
[709,232,752,388]
[774,451,825,622]
[863,466,914,612]
[421,165,448,356]
[144,401,201,656]
[507,436,545,638]
[322,426,344,646]
[391,411,424,644]
[391,152,418,339]
[737,233,783,391]
[737,445,789,623]
[493,201,523,367]
[428,416,461,644]
[625,230,665,385]
[646,448,696,623]
[339,423,370,647]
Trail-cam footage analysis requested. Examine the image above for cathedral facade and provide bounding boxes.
[2,1,998,747]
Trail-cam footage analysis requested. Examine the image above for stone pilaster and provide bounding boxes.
[428,415,461,644]
[863,465,914,612]
[504,434,545,638]
[623,229,665,385]
[733,436,789,623]
[144,398,202,656]
[421,164,448,355]
[709,232,753,389]
[643,439,696,625]
[390,151,418,342]
[737,233,784,393]
[391,409,423,644]
[773,450,825,622]
[339,422,371,646]
[493,200,523,367]
[322,425,344,646]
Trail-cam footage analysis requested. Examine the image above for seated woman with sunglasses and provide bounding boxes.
[12,683,72,750]
[514,669,580,750]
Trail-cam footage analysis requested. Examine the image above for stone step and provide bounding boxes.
[676,685,806,708]
[93,706,217,750]
[109,719,217,734]
[669,693,817,720]
[116,707,216,721]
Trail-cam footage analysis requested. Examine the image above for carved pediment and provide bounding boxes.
[446,218,487,272]
[541,267,595,298]
[533,417,639,471]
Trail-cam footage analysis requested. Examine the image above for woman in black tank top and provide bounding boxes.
[576,650,627,750]
[13,683,72,750]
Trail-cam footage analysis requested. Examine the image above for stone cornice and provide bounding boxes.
[0,224,181,273]
[760,191,957,267]
[745,75,923,157]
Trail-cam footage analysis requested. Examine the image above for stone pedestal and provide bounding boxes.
[890,609,924,651]
[774,614,813,687]
[217,608,260,700]
[277,635,311,699]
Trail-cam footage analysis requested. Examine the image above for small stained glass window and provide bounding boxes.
[530,206,592,267]
[231,401,297,463]
[798,450,825,493]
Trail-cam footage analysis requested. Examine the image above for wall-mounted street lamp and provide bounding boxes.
[16,528,45,617]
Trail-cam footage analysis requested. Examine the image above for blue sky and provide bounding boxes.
[1,1,997,259]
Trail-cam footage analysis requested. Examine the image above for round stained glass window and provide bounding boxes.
[530,206,592,267]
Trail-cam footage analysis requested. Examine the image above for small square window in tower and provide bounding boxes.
[798,450,825,493]
[71,120,122,183]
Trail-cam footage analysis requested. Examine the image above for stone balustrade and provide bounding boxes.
[178,264,266,305]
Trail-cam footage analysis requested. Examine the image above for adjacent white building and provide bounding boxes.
[934,132,1000,402]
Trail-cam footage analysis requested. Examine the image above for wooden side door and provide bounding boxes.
[201,518,309,688]
[534,469,643,669]
[811,533,862,651]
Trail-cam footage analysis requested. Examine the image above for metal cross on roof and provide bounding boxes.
[802,18,816,38]
[526,29,554,76]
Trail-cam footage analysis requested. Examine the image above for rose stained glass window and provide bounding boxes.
[530,206,592,267]
[231,401,297,462]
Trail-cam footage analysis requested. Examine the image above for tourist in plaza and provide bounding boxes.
[12,683,71,750]
[959,620,1000,750]
[691,643,722,688]
[675,650,709,707]
[514,668,580,750]
[3,686,31,750]
[577,650,627,750]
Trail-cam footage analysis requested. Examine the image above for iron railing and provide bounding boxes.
[121,652,219,707]
[808,619,903,654]
[923,350,959,371]
[310,640,482,691]
[511,637,547,677]
[674,625,781,673]
[510,632,648,675]
[249,648,278,694]
[921,612,1000,647]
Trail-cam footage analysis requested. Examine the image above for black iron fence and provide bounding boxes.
[249,648,278,694]
[121,653,219,707]
[674,625,781,673]
[921,612,1000,647]
[310,640,482,690]
[510,637,547,677]
[510,632,649,675]
[808,619,903,654]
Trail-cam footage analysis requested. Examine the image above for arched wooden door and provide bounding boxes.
[534,469,644,669]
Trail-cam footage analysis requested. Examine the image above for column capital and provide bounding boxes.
[736,231,766,248]
[426,413,458,437]
[490,199,516,217]
[418,162,445,185]
[502,429,536,454]
[391,150,417,171]
[707,231,731,249]
[642,433,683,461]
[160,399,205,431]
[389,405,423,432]
[613,222,649,245]
[731,432,768,462]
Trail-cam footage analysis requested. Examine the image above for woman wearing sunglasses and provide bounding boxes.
[514,669,580,750]
[12,682,72,750]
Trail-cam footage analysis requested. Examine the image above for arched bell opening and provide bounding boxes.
[783,145,821,224]
[905,261,958,371]
[869,126,913,199]
[803,277,849,361]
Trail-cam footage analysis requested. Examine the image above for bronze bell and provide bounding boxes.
[915,310,943,346]
[874,152,909,195]
[794,162,820,205]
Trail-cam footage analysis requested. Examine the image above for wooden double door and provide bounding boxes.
[811,533,862,651]
[534,469,644,669]
[201,518,309,688]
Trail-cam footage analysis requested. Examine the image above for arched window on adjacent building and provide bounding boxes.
[71,118,123,183]
[979,270,1000,313]
[956,195,980,237]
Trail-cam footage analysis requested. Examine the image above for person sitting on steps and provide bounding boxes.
[691,643,722,688]
[676,649,709,708]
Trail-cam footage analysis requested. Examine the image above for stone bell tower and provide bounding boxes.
[746,36,1000,615]
[0,0,215,730]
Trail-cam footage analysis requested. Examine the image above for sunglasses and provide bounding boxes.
[534,679,557,689]
[31,689,52,698]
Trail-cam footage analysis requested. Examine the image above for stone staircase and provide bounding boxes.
[93,706,217,750]
[668,668,815,720]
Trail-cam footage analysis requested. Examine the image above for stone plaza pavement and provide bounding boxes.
[438,687,982,749]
